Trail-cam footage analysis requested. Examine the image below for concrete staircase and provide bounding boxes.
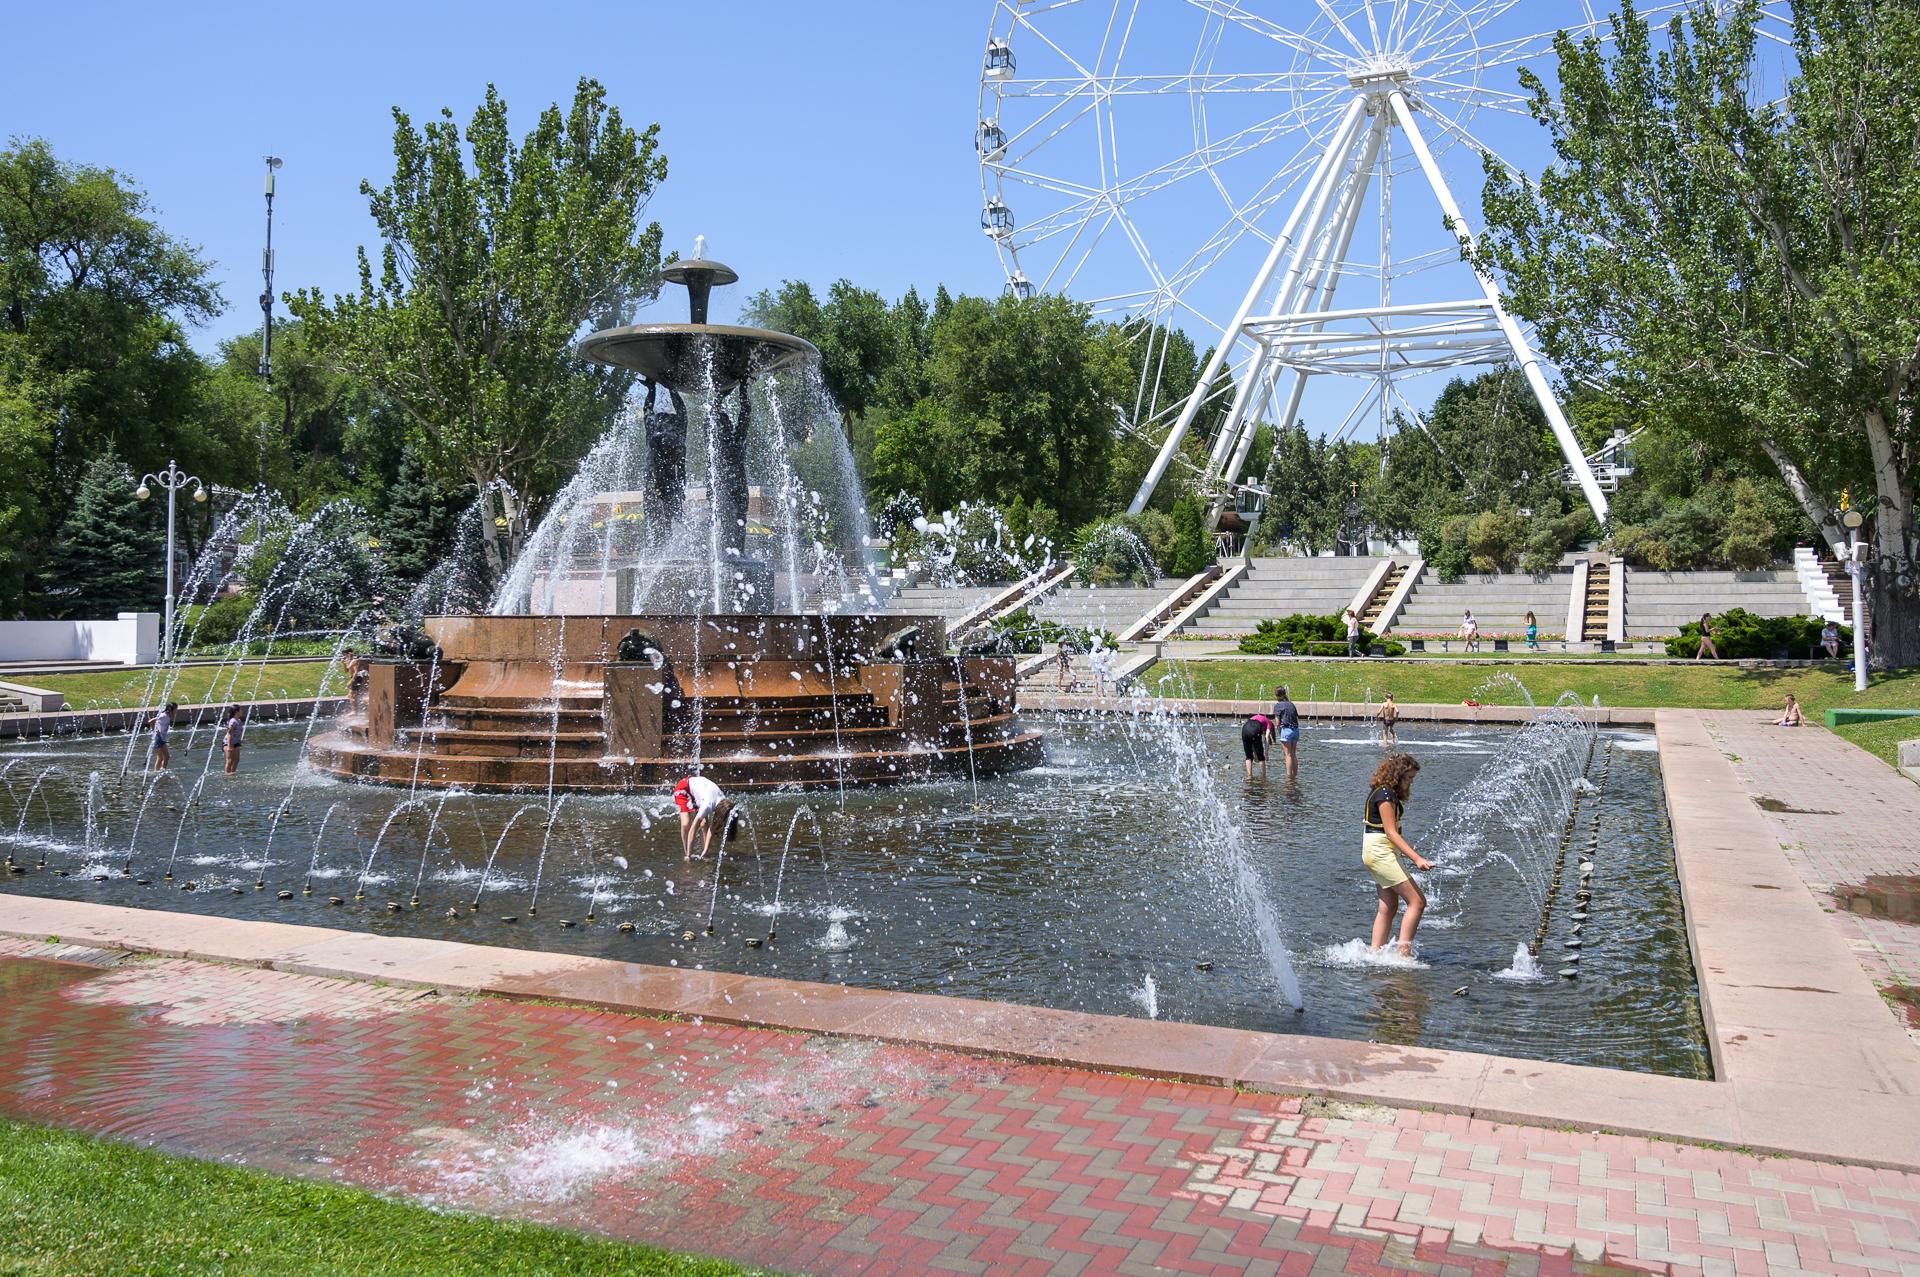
[1388,570,1573,638]
[1359,562,1411,631]
[1623,568,1809,638]
[1176,557,1390,636]
[878,584,1003,623]
[1032,581,1182,634]
[1795,545,1852,625]
[1580,561,1613,643]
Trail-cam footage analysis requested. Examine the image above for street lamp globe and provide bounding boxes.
[193,486,208,504]
[135,485,151,501]
[1843,509,1865,530]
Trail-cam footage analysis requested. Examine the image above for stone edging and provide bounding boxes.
[0,698,346,741]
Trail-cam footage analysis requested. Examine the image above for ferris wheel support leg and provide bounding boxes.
[1221,114,1386,497]
[1127,94,1372,515]
[1206,105,1378,485]
[1386,90,1610,522]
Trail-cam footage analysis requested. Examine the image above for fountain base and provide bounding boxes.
[305,613,1043,793]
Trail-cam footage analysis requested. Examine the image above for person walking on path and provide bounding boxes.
[673,774,735,860]
[1343,608,1361,657]
[1375,693,1398,748]
[1363,753,1435,958]
[1270,686,1301,781]
[221,707,245,774]
[1240,711,1273,780]
[1695,613,1720,660]
[1459,610,1480,652]
[148,702,176,772]
[1524,611,1539,651]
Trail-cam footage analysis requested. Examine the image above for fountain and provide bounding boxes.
[305,247,1042,792]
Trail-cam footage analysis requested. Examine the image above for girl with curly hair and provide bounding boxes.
[1363,752,1435,957]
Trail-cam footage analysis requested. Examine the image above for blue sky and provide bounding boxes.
[1,2,1792,442]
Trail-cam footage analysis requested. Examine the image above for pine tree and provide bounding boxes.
[46,455,157,618]
[380,447,459,583]
[1167,495,1214,577]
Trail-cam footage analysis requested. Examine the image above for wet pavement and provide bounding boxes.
[4,940,1916,1277]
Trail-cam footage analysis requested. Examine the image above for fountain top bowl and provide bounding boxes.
[574,323,818,396]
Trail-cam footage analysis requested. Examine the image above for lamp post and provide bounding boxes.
[1843,508,1867,691]
[259,156,282,380]
[135,461,207,659]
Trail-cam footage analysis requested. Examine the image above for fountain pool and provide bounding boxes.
[0,712,1706,1078]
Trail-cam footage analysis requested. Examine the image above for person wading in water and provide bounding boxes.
[1362,752,1434,958]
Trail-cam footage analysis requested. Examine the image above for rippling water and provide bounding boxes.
[0,714,1706,1077]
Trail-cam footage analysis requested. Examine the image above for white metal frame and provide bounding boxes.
[976,1,1794,522]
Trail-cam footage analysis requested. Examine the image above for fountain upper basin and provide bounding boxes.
[574,324,818,395]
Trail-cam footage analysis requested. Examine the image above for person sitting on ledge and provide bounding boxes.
[1775,693,1803,727]
[673,774,734,860]
[1821,620,1842,660]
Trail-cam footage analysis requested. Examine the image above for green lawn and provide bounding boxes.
[14,661,340,710]
[0,1117,770,1277]
[1155,657,1919,766]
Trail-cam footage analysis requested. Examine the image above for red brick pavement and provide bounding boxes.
[3,942,1917,1277]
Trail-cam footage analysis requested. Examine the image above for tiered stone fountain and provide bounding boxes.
[306,251,1041,792]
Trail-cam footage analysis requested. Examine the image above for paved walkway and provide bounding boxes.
[5,941,1918,1277]
[1702,712,1920,1038]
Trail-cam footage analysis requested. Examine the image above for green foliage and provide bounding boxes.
[0,139,220,612]
[1475,0,1920,665]
[1719,478,1777,572]
[1464,510,1525,575]
[1251,422,1375,554]
[1237,614,1403,657]
[1421,516,1472,583]
[240,504,393,630]
[1167,495,1213,577]
[1521,510,1595,575]
[183,595,259,649]
[380,447,464,582]
[290,78,668,578]
[44,454,157,618]
[1665,609,1849,659]
[989,607,1115,655]
[1070,516,1163,586]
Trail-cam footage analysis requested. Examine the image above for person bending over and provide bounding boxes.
[1240,711,1272,780]
[674,774,734,859]
[1362,753,1435,958]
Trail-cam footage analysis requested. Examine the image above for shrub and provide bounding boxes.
[1465,509,1525,575]
[185,595,260,649]
[1069,517,1162,586]
[1420,516,1471,583]
[989,607,1115,655]
[1237,613,1403,657]
[1520,510,1594,575]
[1663,609,1848,659]
[1718,478,1777,571]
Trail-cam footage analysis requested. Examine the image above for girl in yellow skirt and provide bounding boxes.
[1363,753,1435,957]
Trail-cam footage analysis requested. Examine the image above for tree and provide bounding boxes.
[1475,0,1920,666]
[0,139,220,606]
[1167,494,1213,577]
[44,454,156,618]
[380,447,463,582]
[290,79,669,581]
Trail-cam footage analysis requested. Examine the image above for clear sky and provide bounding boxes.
[1,2,1792,446]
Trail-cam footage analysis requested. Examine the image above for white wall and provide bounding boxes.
[0,612,160,666]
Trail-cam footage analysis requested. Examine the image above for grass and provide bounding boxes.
[0,1116,770,1277]
[9,661,340,710]
[1155,657,1920,766]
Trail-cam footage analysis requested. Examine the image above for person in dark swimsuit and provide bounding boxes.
[221,706,245,774]
[1362,753,1435,957]
[1695,613,1719,660]
[1240,712,1272,780]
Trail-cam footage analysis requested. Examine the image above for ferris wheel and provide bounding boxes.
[975,1,1794,521]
